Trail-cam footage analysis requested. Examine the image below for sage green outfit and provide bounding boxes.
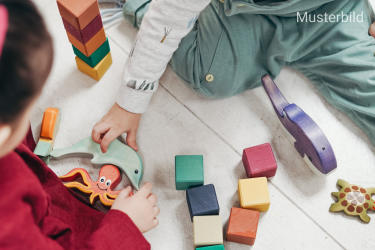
[124,0,375,145]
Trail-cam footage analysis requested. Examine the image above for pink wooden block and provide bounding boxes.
[242,143,277,178]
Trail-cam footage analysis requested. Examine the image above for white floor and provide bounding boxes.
[31,1,375,249]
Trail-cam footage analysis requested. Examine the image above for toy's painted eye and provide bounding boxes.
[135,170,139,174]
[106,180,112,186]
[100,176,106,183]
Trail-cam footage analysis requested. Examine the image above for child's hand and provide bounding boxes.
[92,103,141,153]
[112,183,160,233]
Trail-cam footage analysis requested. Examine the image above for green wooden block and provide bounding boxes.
[72,38,110,67]
[175,155,204,190]
[196,245,225,250]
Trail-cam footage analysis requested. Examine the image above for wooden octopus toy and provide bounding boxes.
[60,165,121,207]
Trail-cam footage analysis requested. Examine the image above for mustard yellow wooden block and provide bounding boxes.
[75,52,112,81]
[238,177,270,212]
[193,216,223,247]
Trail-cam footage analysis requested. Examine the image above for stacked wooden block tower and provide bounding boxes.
[175,143,277,248]
[57,0,112,81]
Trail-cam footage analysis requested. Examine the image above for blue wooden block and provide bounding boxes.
[186,184,220,221]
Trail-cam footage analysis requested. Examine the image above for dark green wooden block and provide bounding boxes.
[196,245,225,250]
[175,155,204,190]
[72,38,110,67]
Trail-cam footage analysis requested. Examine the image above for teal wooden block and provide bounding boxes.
[175,155,204,190]
[72,38,110,67]
[196,245,225,250]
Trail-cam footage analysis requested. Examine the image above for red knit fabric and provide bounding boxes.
[0,129,150,250]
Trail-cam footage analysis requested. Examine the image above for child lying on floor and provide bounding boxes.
[0,0,159,249]
[93,0,375,154]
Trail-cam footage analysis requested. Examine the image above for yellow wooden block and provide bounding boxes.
[193,216,223,247]
[238,177,270,212]
[75,52,112,81]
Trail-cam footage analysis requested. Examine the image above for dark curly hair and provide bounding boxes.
[0,0,53,123]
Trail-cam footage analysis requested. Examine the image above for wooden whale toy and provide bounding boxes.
[50,137,143,190]
[261,75,337,174]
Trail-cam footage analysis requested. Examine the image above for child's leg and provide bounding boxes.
[123,0,283,98]
[170,1,285,97]
[289,0,375,145]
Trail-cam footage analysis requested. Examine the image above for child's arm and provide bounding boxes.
[93,0,211,152]
[118,0,211,113]
[0,153,155,249]
[0,202,150,250]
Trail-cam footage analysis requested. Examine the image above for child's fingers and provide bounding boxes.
[92,122,110,143]
[138,182,153,197]
[126,129,138,151]
[100,128,120,153]
[148,194,157,205]
[117,186,133,199]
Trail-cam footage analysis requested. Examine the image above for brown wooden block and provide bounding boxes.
[67,28,106,57]
[57,0,99,30]
[226,207,260,246]
[63,14,103,44]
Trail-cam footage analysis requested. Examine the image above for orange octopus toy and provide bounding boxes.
[60,165,121,206]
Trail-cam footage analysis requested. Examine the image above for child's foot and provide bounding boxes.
[112,182,160,233]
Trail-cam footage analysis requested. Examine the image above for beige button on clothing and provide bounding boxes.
[205,74,214,82]
[219,0,224,3]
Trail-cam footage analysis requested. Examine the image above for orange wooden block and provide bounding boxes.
[67,28,106,57]
[40,108,60,141]
[57,0,99,30]
[226,207,260,246]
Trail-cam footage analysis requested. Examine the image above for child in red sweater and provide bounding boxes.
[0,0,159,249]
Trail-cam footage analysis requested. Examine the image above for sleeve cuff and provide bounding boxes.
[116,84,154,114]
[95,209,150,249]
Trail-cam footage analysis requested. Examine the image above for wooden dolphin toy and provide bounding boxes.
[50,137,143,190]
[261,75,337,174]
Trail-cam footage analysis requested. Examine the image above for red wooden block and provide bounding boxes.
[226,207,260,246]
[63,14,103,44]
[57,0,99,30]
[67,28,106,57]
[242,143,277,178]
